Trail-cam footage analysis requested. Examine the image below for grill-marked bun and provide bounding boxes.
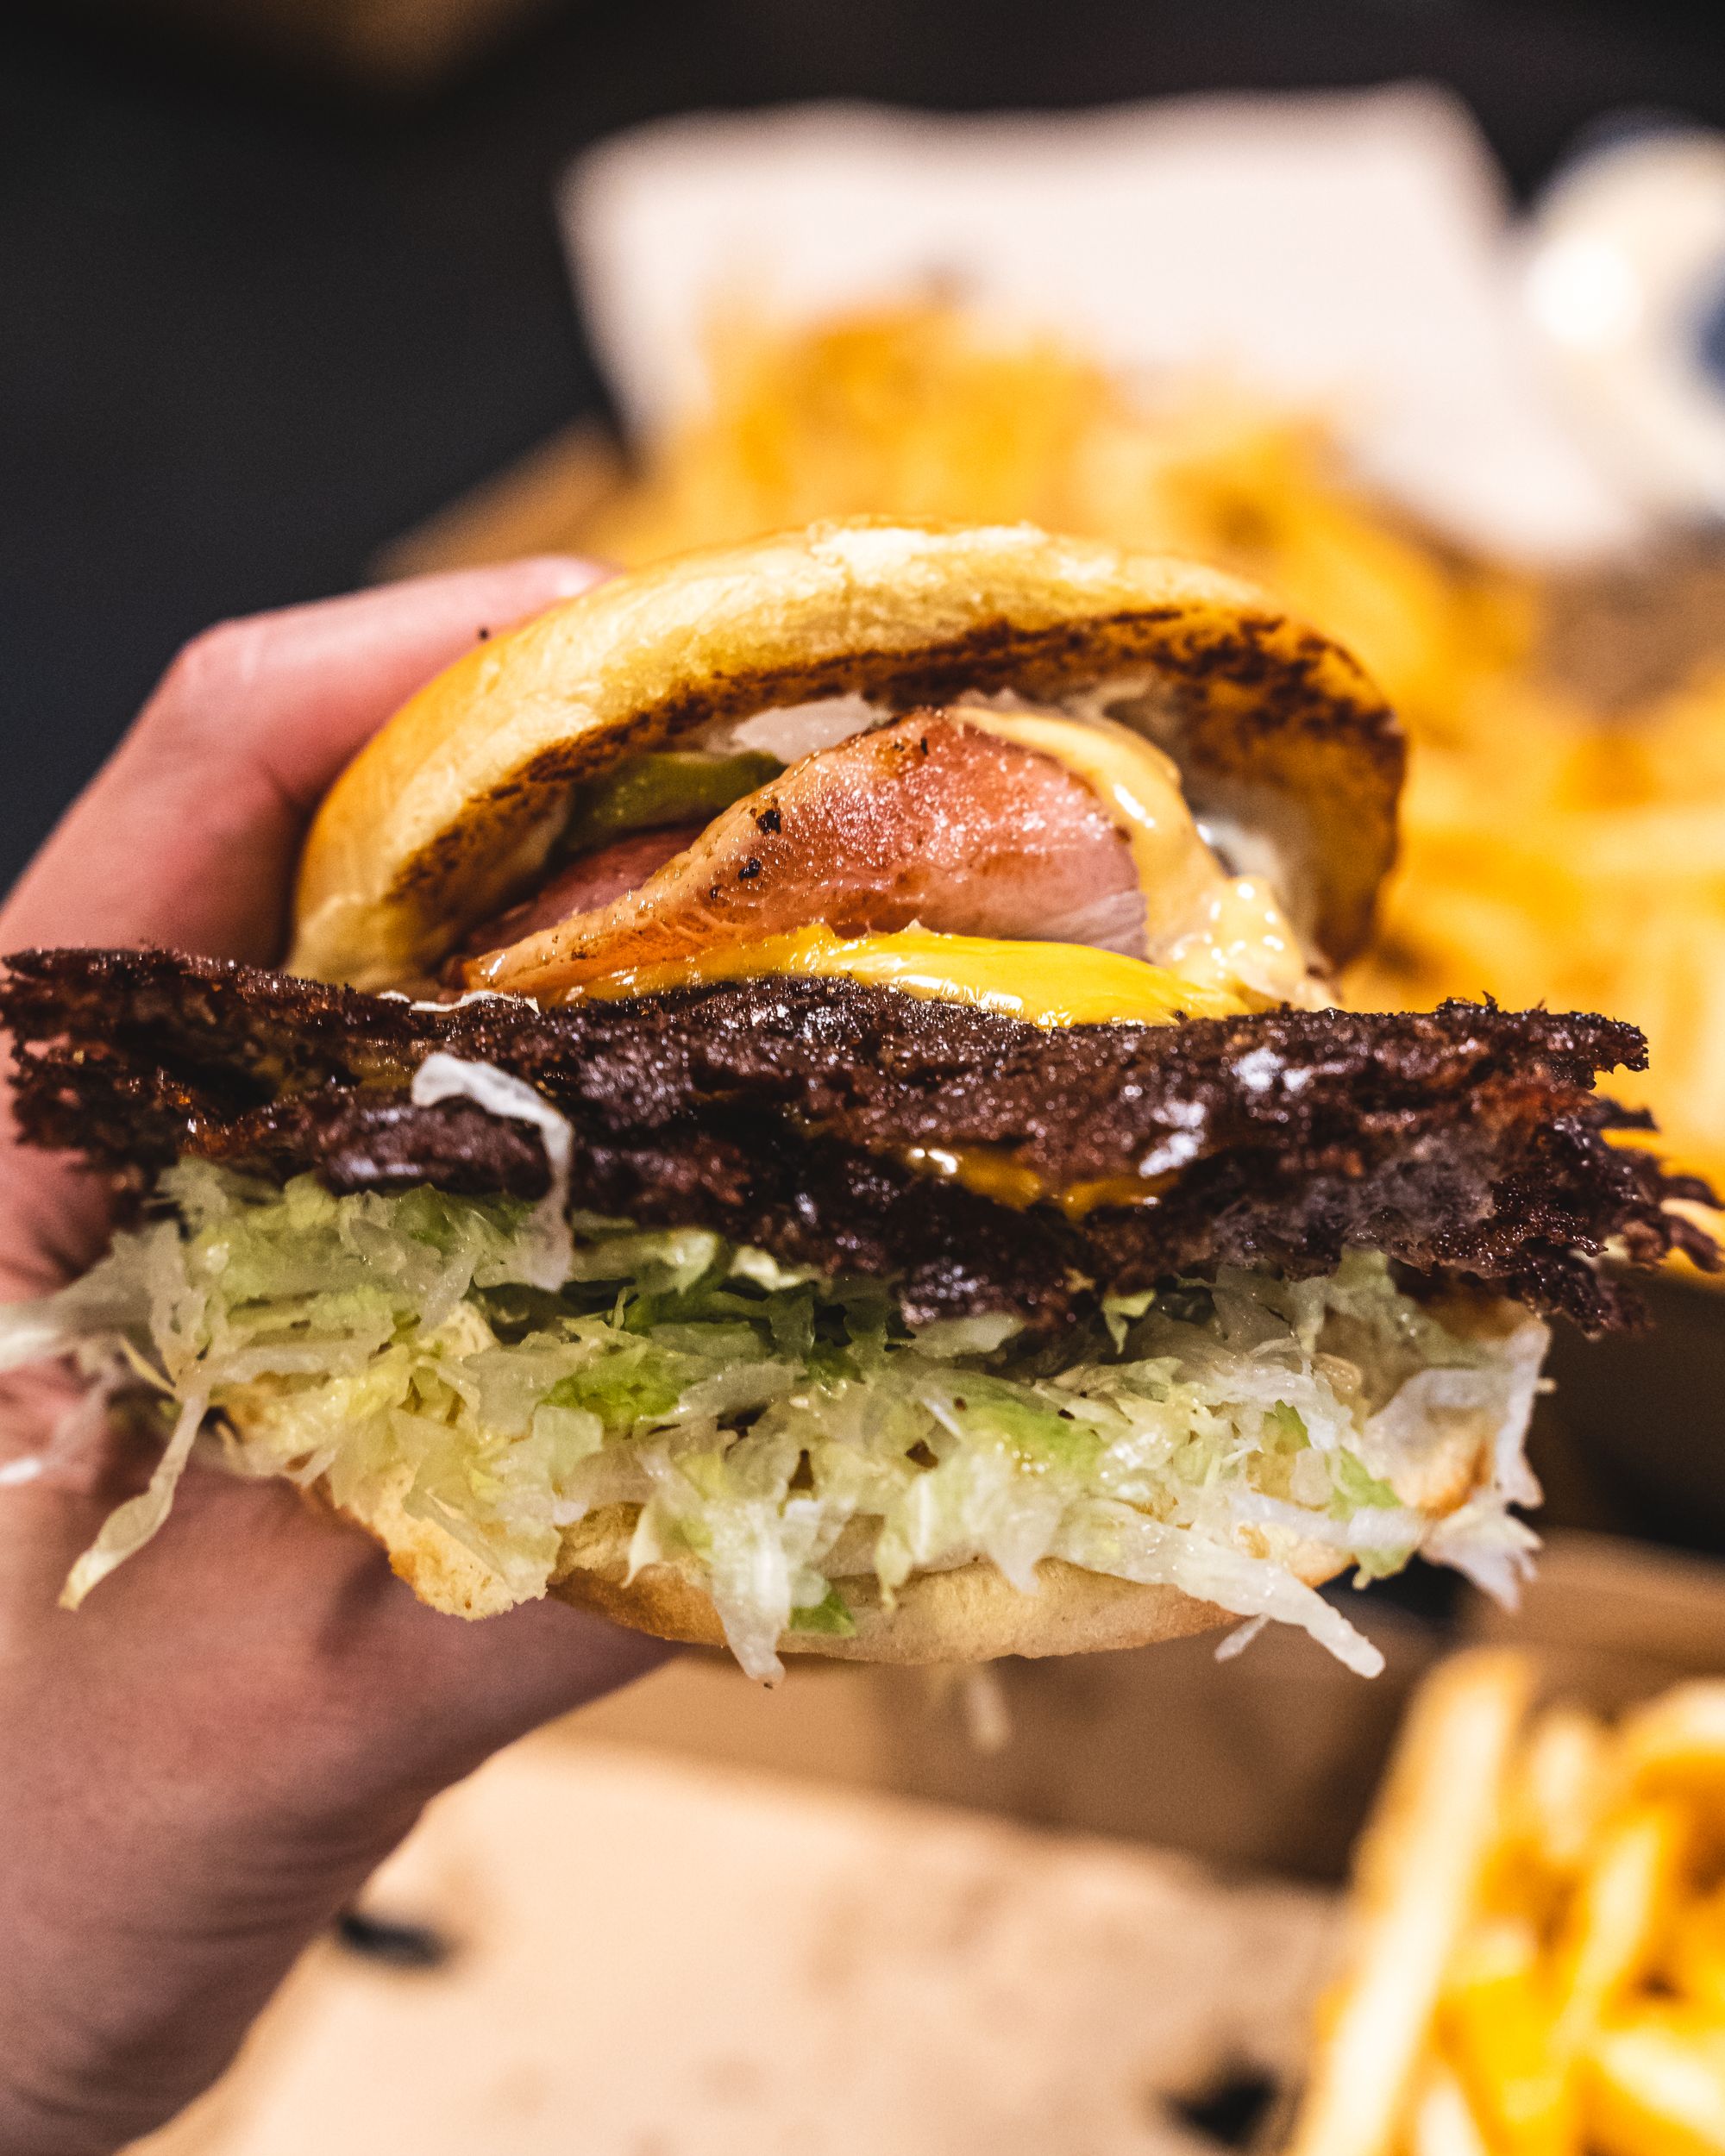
[290,519,1402,990]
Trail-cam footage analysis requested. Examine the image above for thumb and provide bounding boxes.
[0,557,606,965]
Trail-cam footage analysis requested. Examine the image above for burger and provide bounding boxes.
[0,521,1709,1680]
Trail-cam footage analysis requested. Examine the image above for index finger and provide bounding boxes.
[0,556,606,965]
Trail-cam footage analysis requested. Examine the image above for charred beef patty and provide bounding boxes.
[3,947,1711,1336]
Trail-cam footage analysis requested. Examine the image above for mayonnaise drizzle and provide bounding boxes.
[957,705,1327,1010]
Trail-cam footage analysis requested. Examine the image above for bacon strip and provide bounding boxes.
[464,714,1145,998]
[457,824,703,957]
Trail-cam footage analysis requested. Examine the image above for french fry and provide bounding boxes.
[1552,1803,1691,2051]
[1298,1662,1725,2156]
[1619,1687,1725,1814]
[1440,1919,1576,2156]
[1407,2061,1494,2156]
[1285,1651,1534,2156]
[1508,1707,1609,1880]
[1436,1802,1685,2156]
[1487,1706,1611,1927]
[1584,2012,1725,2156]
[1668,1888,1725,2017]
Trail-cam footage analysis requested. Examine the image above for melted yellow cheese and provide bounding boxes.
[561,924,1249,1028]
[959,705,1326,1010]
[901,1145,1045,1208]
[902,1144,1176,1219]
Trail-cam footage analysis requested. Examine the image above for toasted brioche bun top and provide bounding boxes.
[289,519,1402,990]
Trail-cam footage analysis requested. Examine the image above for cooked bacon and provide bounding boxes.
[464,713,1145,997]
[456,824,704,956]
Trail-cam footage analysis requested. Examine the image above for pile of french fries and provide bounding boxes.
[1289,1652,1725,2156]
[1351,663,1725,1213]
[588,307,1725,1202]
[578,301,1538,757]
[398,300,1725,1200]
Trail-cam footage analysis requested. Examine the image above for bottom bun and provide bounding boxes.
[549,1507,1240,1663]
[323,1463,1346,1664]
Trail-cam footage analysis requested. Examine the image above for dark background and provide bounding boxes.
[3,0,1724,887]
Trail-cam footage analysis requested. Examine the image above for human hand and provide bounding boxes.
[0,562,672,2156]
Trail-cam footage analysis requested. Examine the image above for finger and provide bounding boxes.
[140,556,608,823]
[0,556,605,964]
[23,1468,673,1809]
[323,1573,677,1804]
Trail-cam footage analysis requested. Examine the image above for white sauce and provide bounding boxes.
[411,1053,574,1289]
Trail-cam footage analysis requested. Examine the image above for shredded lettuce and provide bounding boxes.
[0,1160,1547,1681]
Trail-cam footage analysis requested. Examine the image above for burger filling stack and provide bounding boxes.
[0,523,1709,1678]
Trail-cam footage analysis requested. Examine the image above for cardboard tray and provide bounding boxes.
[130,1531,1725,2154]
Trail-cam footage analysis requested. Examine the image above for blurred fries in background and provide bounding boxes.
[1352,663,1725,1206]
[479,300,1725,1199]
[579,301,1537,739]
[1290,1655,1725,2156]
[1287,1653,1534,2156]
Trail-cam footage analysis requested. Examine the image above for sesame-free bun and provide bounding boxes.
[545,1509,1328,1656]
[547,1515,1251,1663]
[290,519,1402,990]
[260,1294,1498,1670]
[327,1467,1341,1664]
